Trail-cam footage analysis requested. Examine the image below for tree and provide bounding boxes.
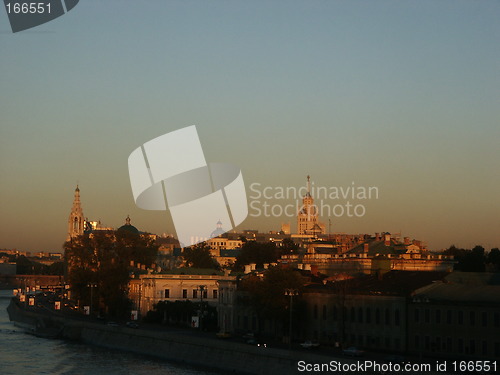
[240,266,306,337]
[64,230,158,317]
[234,241,278,270]
[444,244,487,272]
[182,242,220,270]
[487,248,500,272]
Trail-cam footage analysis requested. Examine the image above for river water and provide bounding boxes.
[0,290,218,375]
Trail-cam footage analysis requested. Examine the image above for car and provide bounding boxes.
[300,340,320,349]
[125,321,139,328]
[342,347,364,357]
[106,321,119,327]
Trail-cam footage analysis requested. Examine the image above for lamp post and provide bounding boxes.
[198,285,206,330]
[285,288,299,350]
[87,283,97,317]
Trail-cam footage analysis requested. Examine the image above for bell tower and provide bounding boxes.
[297,175,325,235]
[67,185,85,241]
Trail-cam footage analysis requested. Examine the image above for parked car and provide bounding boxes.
[106,321,119,327]
[300,341,320,349]
[342,347,364,357]
[125,321,139,328]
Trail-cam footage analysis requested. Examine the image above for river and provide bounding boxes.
[0,290,219,375]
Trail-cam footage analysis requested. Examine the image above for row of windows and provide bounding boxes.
[313,305,400,326]
[414,336,500,356]
[163,288,217,299]
[414,308,500,327]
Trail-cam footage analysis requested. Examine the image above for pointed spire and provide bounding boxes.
[126,215,131,225]
[67,185,85,241]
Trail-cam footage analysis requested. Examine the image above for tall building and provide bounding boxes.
[67,185,85,241]
[297,175,325,235]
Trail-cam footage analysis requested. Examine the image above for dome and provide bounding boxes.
[117,215,139,234]
[210,220,225,238]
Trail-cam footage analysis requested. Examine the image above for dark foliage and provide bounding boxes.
[234,241,279,270]
[182,242,220,270]
[64,230,158,318]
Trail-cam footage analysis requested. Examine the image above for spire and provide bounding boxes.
[307,175,310,194]
[67,185,85,241]
[126,215,131,225]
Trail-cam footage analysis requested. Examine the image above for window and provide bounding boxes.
[395,309,400,326]
[458,339,464,354]
[482,341,487,355]
[212,290,218,299]
[323,305,328,320]
[470,311,475,326]
[350,307,355,322]
[333,306,338,321]
[164,289,170,298]
[394,338,400,349]
[447,310,452,324]
[203,290,208,299]
[182,289,187,298]
[358,307,363,323]
[313,304,318,319]
[482,312,487,327]
[414,308,420,323]
[470,340,476,355]
[192,289,198,298]
[424,309,430,323]
[366,308,371,323]
[385,309,390,325]
[495,312,500,327]
[375,309,380,325]
[435,310,441,324]
[458,310,463,324]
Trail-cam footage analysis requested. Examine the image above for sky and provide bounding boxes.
[0,0,499,252]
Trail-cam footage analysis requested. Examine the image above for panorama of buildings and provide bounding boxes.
[4,178,499,361]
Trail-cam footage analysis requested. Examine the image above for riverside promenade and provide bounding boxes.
[7,297,451,375]
[6,297,344,375]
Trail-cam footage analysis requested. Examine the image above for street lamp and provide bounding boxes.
[86,283,97,317]
[285,288,299,350]
[198,285,207,330]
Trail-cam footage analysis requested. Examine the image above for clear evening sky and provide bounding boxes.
[0,1,498,252]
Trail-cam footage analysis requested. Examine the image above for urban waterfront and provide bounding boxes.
[0,290,219,375]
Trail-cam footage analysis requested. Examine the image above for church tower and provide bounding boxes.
[297,175,325,235]
[67,185,85,241]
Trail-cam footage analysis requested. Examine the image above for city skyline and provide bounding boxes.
[1,1,499,252]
